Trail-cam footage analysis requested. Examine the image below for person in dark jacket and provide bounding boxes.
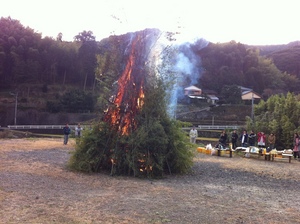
[219,130,227,148]
[248,130,256,146]
[63,123,71,145]
[240,130,248,147]
[231,130,238,149]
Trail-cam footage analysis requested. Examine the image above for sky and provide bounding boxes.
[1,0,299,45]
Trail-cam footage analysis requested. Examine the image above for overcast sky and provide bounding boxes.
[1,0,299,45]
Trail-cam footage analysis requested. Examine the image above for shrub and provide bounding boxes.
[68,120,195,178]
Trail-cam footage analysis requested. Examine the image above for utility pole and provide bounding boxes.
[10,92,18,125]
[251,92,254,122]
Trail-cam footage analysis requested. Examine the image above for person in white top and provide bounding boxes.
[75,123,83,138]
[189,126,198,144]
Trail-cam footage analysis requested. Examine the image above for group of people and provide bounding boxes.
[189,127,274,150]
[140,125,300,161]
[230,130,276,151]
[231,130,299,160]
[63,123,83,145]
[211,129,276,152]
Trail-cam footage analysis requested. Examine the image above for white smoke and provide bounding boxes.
[175,52,194,75]
[167,39,209,118]
[144,30,209,119]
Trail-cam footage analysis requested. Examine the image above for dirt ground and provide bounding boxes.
[0,138,300,224]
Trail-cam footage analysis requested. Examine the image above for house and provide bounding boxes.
[207,95,219,104]
[241,90,261,100]
[184,86,218,103]
[184,86,202,96]
[183,85,260,104]
[184,85,206,101]
[239,86,261,101]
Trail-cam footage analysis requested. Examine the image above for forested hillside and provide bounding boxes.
[195,41,300,98]
[265,44,300,78]
[1,16,300,126]
[247,41,300,81]
[0,17,98,89]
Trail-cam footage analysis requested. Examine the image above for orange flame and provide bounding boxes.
[104,34,146,135]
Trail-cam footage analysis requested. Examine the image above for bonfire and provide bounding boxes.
[68,29,194,177]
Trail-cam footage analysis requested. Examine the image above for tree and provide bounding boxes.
[74,30,96,42]
[60,89,95,113]
[0,17,42,86]
[252,92,300,149]
[197,41,300,96]
[220,85,242,104]
[56,32,62,42]
[269,45,300,78]
[75,30,98,90]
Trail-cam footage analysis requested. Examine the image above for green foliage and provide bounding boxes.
[268,45,300,78]
[257,56,285,90]
[197,41,300,96]
[2,16,300,99]
[60,89,95,113]
[77,36,98,88]
[72,79,195,177]
[74,30,96,42]
[220,85,242,104]
[46,89,96,113]
[46,101,63,113]
[251,92,300,149]
[127,80,194,177]
[280,73,300,93]
[0,17,97,89]
[68,122,114,172]
[68,119,194,178]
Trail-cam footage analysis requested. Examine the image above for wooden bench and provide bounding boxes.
[239,147,293,163]
[271,153,293,163]
[265,153,271,161]
[217,149,232,158]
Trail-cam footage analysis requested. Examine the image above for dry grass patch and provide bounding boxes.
[1,138,300,224]
[0,137,74,152]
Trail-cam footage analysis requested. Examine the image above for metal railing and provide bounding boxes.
[183,125,243,130]
[7,125,81,129]
[197,125,242,130]
[6,124,242,131]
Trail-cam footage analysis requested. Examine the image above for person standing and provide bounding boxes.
[240,130,248,147]
[189,126,198,144]
[231,130,238,149]
[63,123,71,145]
[75,123,83,138]
[75,123,83,144]
[268,133,276,151]
[293,133,299,159]
[248,130,256,146]
[219,130,228,148]
[257,132,266,148]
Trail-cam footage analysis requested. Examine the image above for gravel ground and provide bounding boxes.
[0,138,300,224]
